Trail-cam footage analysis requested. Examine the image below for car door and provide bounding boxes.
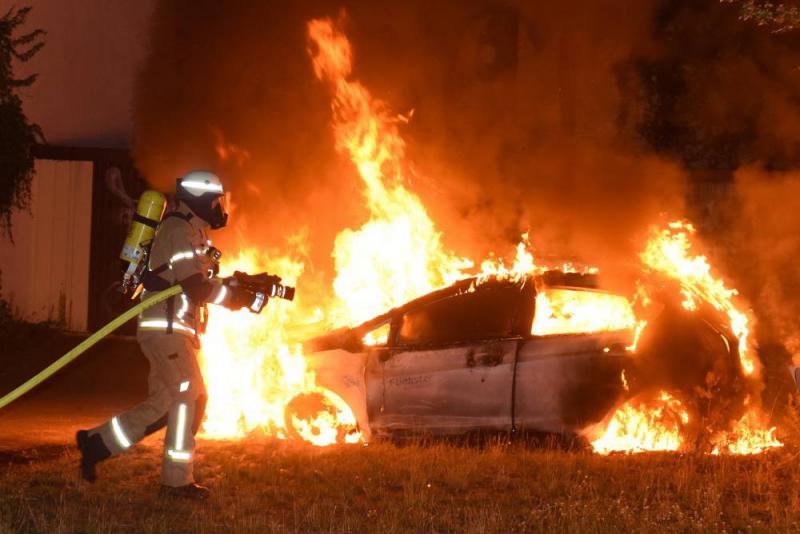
[513,286,633,435]
[513,332,629,433]
[366,281,533,437]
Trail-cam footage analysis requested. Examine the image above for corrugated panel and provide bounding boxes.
[29,146,149,333]
[0,160,93,331]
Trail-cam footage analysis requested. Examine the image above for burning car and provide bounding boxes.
[197,21,779,455]
[287,270,745,445]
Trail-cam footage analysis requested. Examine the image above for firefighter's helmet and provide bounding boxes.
[176,171,228,229]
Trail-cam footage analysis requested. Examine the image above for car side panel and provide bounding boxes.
[513,332,630,434]
[366,339,517,436]
[304,349,372,441]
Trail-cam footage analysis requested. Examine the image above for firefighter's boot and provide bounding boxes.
[76,430,111,482]
[159,482,210,500]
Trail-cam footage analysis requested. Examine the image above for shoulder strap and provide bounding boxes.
[143,211,193,286]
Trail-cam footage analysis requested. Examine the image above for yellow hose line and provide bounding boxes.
[0,285,182,411]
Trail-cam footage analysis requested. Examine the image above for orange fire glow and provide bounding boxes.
[193,17,781,455]
[199,248,361,445]
[640,221,757,377]
[308,18,471,327]
[711,408,783,455]
[589,222,781,455]
[590,391,689,454]
[532,288,636,336]
[197,17,473,446]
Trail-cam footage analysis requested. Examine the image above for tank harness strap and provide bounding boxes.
[147,210,194,335]
[151,263,170,276]
[141,211,194,292]
[141,269,171,291]
[132,212,159,229]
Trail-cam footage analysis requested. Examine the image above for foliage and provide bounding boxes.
[0,6,44,240]
[723,0,800,31]
[0,271,54,354]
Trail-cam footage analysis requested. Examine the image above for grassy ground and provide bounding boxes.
[1,435,799,533]
[3,327,800,532]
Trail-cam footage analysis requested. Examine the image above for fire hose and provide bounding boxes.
[0,285,182,411]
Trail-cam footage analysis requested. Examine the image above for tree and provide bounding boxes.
[723,0,800,32]
[0,6,44,240]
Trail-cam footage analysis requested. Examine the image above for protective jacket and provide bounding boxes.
[137,202,230,342]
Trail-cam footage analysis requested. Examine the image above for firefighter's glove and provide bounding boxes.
[224,285,268,314]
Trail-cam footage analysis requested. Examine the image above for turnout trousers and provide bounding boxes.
[88,334,207,487]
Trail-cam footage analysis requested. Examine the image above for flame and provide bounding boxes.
[199,248,361,445]
[640,221,756,376]
[196,18,782,456]
[199,17,470,446]
[362,322,390,346]
[308,18,471,326]
[626,320,648,352]
[478,233,536,282]
[532,288,636,336]
[198,18,471,447]
[711,407,783,455]
[590,391,689,454]
[285,389,363,446]
[309,18,638,343]
[479,233,635,336]
[590,222,781,455]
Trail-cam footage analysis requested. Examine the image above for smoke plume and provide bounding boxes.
[132,1,686,285]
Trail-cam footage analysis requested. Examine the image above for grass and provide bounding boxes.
[1,436,800,533]
[2,332,798,532]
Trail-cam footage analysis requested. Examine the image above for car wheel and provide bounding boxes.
[283,391,359,445]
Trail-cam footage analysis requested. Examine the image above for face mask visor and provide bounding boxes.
[208,195,228,229]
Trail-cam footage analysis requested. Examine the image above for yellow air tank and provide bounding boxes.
[120,190,166,293]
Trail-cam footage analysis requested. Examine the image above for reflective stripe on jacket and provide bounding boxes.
[137,203,228,343]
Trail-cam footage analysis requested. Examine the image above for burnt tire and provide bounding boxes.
[283,392,357,445]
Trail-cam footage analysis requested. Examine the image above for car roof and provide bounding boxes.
[357,270,599,329]
[305,271,601,352]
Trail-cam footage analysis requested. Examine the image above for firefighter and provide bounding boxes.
[76,171,260,500]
